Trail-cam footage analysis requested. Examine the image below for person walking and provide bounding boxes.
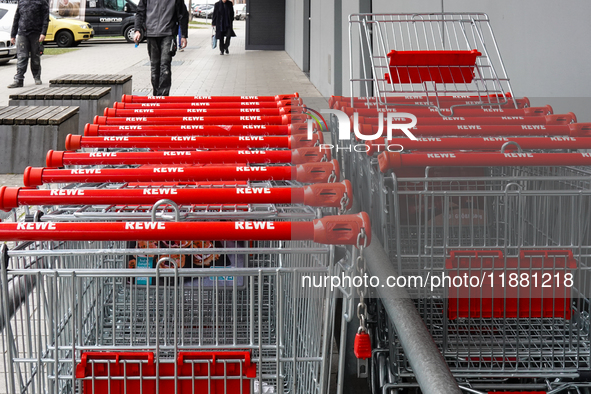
[212,0,235,55]
[134,0,189,96]
[8,0,49,88]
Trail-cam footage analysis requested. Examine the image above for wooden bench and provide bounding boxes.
[0,106,78,173]
[9,87,110,135]
[49,74,132,106]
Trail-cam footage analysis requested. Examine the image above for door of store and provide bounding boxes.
[245,0,285,50]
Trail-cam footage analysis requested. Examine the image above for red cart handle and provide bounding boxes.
[328,93,518,108]
[94,114,308,126]
[0,213,371,246]
[47,147,331,167]
[121,93,300,103]
[357,113,577,127]
[65,133,322,150]
[363,135,591,155]
[0,181,352,211]
[341,105,550,118]
[378,151,591,172]
[104,107,302,117]
[356,122,591,143]
[333,97,530,110]
[84,123,310,137]
[113,101,305,112]
[24,161,340,186]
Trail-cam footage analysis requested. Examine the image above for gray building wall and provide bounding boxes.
[308,0,335,96]
[286,0,591,119]
[284,0,305,70]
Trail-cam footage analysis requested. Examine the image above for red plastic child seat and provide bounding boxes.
[446,250,577,319]
[385,49,481,84]
[76,351,257,394]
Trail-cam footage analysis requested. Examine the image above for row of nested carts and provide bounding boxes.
[339,12,591,394]
[1,11,591,394]
[0,92,372,394]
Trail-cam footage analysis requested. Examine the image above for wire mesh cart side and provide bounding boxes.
[376,165,591,393]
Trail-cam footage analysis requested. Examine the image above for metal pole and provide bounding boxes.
[0,244,16,394]
[362,236,462,394]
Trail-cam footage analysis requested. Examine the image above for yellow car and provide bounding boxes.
[44,13,94,47]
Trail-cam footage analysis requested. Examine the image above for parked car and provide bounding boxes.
[82,0,140,43]
[45,13,94,47]
[198,5,214,18]
[51,0,141,43]
[0,32,16,64]
[0,4,17,64]
[233,4,246,20]
[1,0,140,45]
[192,4,205,17]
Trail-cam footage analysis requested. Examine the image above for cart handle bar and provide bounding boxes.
[0,181,353,211]
[0,213,371,246]
[114,102,305,111]
[328,93,518,108]
[23,160,341,187]
[84,123,311,137]
[357,113,577,127]
[94,114,308,126]
[121,93,300,103]
[340,105,550,118]
[363,134,591,155]
[355,122,590,144]
[104,107,303,117]
[379,151,591,172]
[332,97,529,110]
[47,147,331,167]
[65,132,323,150]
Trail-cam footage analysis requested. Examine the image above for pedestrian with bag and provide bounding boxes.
[8,0,49,88]
[134,0,189,96]
[212,0,235,55]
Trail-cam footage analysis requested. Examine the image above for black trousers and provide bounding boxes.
[147,35,175,96]
[218,30,232,52]
[14,34,41,82]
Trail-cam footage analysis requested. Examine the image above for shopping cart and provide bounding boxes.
[0,214,370,394]
[371,155,591,393]
[338,12,519,196]
[353,133,591,394]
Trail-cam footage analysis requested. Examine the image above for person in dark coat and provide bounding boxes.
[212,0,235,55]
[8,0,49,88]
[134,0,189,96]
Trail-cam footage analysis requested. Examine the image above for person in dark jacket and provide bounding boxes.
[212,0,235,55]
[134,0,189,96]
[8,0,49,88]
